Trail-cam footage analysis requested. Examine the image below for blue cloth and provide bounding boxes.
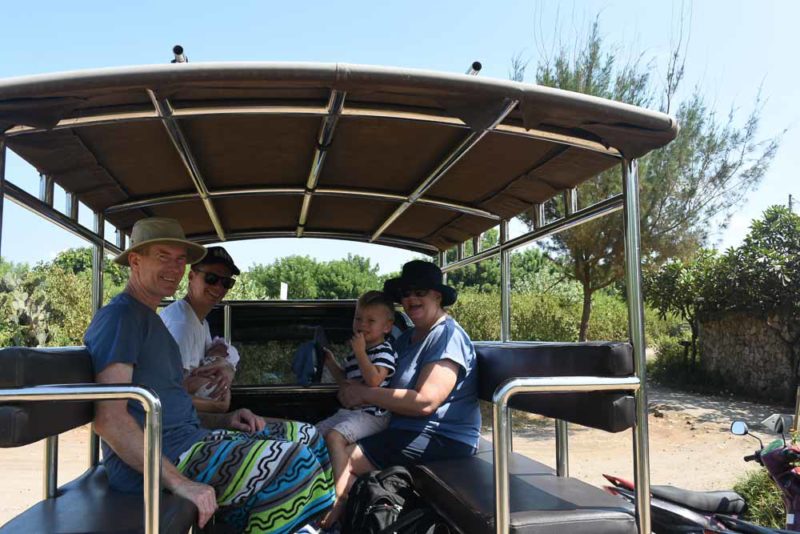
[292,340,319,386]
[358,428,476,469]
[386,316,480,448]
[84,293,209,492]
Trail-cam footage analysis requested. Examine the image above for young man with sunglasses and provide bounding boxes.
[161,246,240,413]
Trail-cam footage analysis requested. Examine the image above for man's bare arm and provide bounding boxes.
[94,363,218,526]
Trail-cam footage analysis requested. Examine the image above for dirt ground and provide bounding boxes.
[0,385,790,526]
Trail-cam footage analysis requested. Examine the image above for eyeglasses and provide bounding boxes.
[400,288,430,299]
[194,269,236,290]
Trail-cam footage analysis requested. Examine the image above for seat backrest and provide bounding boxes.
[0,346,95,447]
[475,341,636,433]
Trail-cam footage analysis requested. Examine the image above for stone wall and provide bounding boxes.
[699,313,793,402]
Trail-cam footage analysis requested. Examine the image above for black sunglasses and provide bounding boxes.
[400,288,430,299]
[194,269,236,290]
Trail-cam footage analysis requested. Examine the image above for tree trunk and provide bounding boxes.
[578,283,593,342]
[689,318,699,372]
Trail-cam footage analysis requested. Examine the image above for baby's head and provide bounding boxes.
[353,290,395,347]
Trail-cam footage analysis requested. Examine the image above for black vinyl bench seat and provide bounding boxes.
[0,340,639,534]
[0,346,197,534]
[410,341,638,534]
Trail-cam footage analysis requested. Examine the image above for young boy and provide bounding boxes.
[317,290,397,521]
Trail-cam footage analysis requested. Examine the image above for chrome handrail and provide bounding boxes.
[491,375,641,534]
[0,384,162,534]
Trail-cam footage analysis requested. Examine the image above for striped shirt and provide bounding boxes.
[344,340,396,416]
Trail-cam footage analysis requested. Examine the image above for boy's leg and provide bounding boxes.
[321,429,351,528]
[177,430,334,534]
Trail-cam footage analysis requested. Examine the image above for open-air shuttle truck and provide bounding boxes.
[0,61,678,533]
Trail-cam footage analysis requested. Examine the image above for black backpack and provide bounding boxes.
[341,466,449,534]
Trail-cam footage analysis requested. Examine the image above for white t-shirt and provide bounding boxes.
[160,299,212,371]
[160,299,240,372]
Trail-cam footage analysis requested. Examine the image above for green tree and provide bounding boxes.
[250,256,321,299]
[316,254,383,299]
[514,20,780,340]
[644,250,719,366]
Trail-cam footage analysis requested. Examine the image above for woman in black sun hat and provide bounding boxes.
[322,260,479,526]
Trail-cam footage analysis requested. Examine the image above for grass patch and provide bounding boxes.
[733,469,784,529]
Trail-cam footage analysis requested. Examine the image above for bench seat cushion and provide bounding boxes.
[412,445,635,534]
[0,347,94,447]
[0,465,196,534]
[475,342,636,432]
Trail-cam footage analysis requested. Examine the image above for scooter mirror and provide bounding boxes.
[731,421,749,435]
[761,413,793,435]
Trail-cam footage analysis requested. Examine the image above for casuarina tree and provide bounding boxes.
[513,19,781,340]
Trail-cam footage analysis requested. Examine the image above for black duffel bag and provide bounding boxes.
[341,465,449,534]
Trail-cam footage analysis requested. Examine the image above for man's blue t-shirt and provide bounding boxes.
[388,316,480,448]
[84,293,209,492]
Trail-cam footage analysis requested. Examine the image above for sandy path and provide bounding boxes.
[0,385,789,526]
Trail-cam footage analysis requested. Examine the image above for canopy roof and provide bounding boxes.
[0,63,678,254]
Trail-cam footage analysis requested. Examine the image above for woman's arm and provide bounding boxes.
[338,359,459,416]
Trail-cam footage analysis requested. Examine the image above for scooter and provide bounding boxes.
[602,413,800,533]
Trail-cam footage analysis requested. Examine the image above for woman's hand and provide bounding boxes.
[338,380,368,408]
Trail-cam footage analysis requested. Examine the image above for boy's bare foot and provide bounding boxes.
[320,496,347,529]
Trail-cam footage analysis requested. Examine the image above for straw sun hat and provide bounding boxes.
[113,217,206,266]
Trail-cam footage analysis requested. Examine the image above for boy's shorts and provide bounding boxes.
[316,408,390,443]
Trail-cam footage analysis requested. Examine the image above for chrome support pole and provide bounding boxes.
[565,188,578,215]
[500,221,511,342]
[793,386,800,433]
[532,203,545,229]
[298,90,346,236]
[555,419,569,477]
[492,376,640,534]
[65,192,79,221]
[0,139,5,256]
[39,174,54,207]
[622,158,652,534]
[147,90,226,241]
[371,99,518,242]
[116,228,126,250]
[90,212,105,467]
[443,195,623,274]
[89,423,100,467]
[438,251,448,284]
[457,243,464,261]
[92,213,104,313]
[472,236,480,254]
[4,181,121,255]
[43,435,58,499]
[224,304,232,344]
[0,385,162,534]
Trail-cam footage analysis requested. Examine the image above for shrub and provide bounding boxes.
[733,469,784,529]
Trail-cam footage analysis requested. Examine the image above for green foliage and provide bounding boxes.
[733,469,784,529]
[450,289,675,344]
[514,19,779,341]
[647,206,800,385]
[248,254,383,299]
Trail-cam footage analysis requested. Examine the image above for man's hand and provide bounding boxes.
[350,332,366,354]
[171,479,218,528]
[337,380,368,408]
[224,408,265,433]
[190,357,234,399]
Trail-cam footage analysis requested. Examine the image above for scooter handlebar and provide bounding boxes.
[743,453,759,463]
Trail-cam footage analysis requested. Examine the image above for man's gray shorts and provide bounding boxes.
[316,408,390,443]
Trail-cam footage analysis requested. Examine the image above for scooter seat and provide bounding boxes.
[651,485,746,515]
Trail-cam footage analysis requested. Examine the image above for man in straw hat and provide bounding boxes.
[84,217,333,532]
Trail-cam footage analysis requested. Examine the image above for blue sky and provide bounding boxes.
[1,0,797,273]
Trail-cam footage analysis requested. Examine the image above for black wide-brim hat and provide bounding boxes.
[383,260,457,307]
